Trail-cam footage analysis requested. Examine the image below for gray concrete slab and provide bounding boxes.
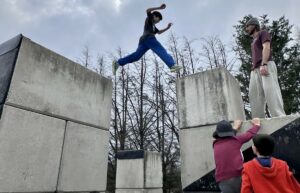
[57,121,109,192]
[180,115,300,189]
[116,189,163,193]
[116,158,145,189]
[176,68,245,128]
[6,37,112,129]
[116,151,163,190]
[0,105,65,193]
[145,152,163,188]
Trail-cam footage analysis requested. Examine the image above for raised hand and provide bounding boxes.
[233,120,242,131]
[251,118,261,126]
[167,23,173,28]
[160,4,166,9]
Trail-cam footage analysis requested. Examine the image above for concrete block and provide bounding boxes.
[6,36,112,128]
[57,121,109,192]
[176,68,245,128]
[0,35,112,193]
[240,115,300,151]
[0,34,21,105]
[116,158,144,189]
[180,125,216,189]
[145,152,163,188]
[116,189,163,193]
[0,105,65,192]
[116,150,162,190]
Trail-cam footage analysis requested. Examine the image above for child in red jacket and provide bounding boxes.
[241,134,300,193]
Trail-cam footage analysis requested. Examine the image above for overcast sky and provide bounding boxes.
[1,0,299,63]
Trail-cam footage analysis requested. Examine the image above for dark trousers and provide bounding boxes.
[118,36,175,68]
[218,176,242,193]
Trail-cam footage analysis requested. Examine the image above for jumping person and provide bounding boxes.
[245,17,286,118]
[112,4,182,75]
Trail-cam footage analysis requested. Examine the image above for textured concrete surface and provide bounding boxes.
[116,151,163,192]
[6,36,112,128]
[145,152,163,188]
[116,189,163,193]
[180,114,300,189]
[0,35,112,193]
[57,121,109,192]
[176,68,245,128]
[116,158,144,189]
[0,105,65,192]
[176,68,299,190]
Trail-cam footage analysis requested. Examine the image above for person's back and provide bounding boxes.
[212,118,260,193]
[214,136,251,182]
[241,134,300,193]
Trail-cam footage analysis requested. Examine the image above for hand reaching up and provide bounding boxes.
[251,118,261,126]
[160,4,166,9]
[233,120,242,131]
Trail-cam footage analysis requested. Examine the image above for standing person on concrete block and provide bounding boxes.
[212,118,261,193]
[112,4,182,75]
[245,17,286,118]
[241,134,300,193]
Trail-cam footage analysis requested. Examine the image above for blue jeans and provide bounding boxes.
[118,36,175,68]
[218,176,242,193]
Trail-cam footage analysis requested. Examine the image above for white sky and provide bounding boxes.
[0,0,299,63]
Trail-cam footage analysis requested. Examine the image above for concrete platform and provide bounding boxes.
[176,68,245,129]
[57,121,109,192]
[0,105,65,192]
[116,189,163,193]
[5,35,112,129]
[0,35,113,192]
[176,68,300,192]
[116,150,163,193]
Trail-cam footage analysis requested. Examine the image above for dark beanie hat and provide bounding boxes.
[213,120,236,138]
[246,17,260,27]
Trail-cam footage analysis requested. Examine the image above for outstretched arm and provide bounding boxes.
[236,118,261,143]
[157,23,172,34]
[146,4,166,14]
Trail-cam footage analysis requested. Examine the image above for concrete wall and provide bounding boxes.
[7,37,112,129]
[0,35,112,193]
[57,122,109,192]
[176,68,299,191]
[116,150,163,193]
[176,68,245,129]
[176,68,245,189]
[0,105,65,192]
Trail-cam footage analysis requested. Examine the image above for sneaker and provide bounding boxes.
[170,65,182,73]
[112,60,120,75]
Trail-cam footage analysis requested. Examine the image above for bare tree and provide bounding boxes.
[78,45,92,68]
[200,36,236,71]
[96,54,106,75]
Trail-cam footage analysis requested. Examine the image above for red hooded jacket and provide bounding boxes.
[241,158,300,193]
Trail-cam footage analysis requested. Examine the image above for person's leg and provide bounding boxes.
[230,176,242,193]
[145,37,175,68]
[262,61,286,117]
[249,69,266,118]
[118,42,149,66]
[218,177,242,193]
